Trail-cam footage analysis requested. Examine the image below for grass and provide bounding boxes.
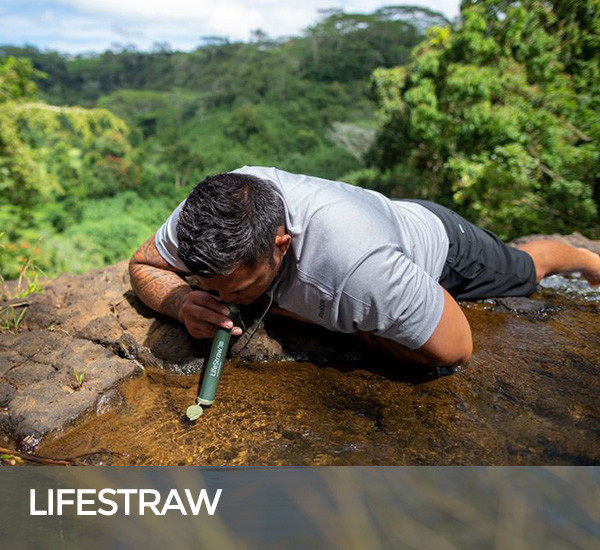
[0,235,45,332]
[72,368,85,390]
[1,305,27,332]
[14,257,45,298]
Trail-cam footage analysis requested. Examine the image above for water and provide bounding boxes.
[31,278,600,466]
[539,274,600,302]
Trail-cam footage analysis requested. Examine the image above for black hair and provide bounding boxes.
[176,172,285,276]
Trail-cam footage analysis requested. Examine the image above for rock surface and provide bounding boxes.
[0,260,372,447]
[0,233,599,464]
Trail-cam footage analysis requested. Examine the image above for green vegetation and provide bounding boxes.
[1,306,26,332]
[368,0,600,239]
[72,368,85,391]
[0,2,598,278]
[0,6,440,278]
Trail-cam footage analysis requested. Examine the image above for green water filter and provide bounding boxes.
[197,325,231,406]
[186,305,238,421]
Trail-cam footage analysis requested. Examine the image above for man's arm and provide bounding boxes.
[129,235,191,319]
[129,235,242,338]
[416,287,472,365]
[356,288,472,367]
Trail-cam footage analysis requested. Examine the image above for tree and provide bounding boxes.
[298,7,448,82]
[369,1,600,238]
[0,56,44,104]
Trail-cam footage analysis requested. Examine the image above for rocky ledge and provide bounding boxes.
[0,257,374,449]
[0,232,599,464]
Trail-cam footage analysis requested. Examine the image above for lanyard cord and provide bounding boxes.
[231,287,275,357]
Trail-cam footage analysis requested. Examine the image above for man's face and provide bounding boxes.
[198,259,280,305]
[197,228,291,306]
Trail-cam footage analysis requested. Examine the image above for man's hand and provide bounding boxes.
[178,291,243,339]
[129,234,243,340]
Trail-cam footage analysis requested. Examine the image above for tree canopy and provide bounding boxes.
[0,6,443,279]
[369,0,600,238]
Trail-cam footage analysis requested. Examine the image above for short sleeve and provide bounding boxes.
[154,199,190,273]
[335,245,445,350]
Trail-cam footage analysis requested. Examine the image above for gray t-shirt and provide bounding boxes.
[155,166,449,350]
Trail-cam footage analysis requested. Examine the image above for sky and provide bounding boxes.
[0,0,461,54]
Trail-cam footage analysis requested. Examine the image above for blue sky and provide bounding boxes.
[1,0,461,54]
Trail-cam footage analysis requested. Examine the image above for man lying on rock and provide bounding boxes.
[129,166,600,367]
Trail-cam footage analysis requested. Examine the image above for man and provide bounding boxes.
[129,166,600,367]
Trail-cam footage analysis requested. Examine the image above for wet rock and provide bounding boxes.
[493,296,559,317]
[95,389,123,415]
[231,322,285,361]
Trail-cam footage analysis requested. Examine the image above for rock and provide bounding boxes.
[493,297,559,317]
[231,321,285,361]
[77,315,124,344]
[6,345,137,442]
[9,378,94,440]
[0,351,20,377]
[0,382,15,407]
[1,232,600,461]
[3,362,56,388]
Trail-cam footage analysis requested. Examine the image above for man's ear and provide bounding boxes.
[274,232,292,258]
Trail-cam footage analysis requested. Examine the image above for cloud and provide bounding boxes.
[2,1,460,53]
[55,0,459,36]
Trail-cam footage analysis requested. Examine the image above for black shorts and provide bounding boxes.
[408,200,538,300]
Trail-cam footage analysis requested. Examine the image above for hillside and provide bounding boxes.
[0,6,448,279]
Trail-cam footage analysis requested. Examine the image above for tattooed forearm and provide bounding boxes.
[130,265,190,320]
[129,235,191,321]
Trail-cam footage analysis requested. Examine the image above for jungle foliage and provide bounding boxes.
[1,6,444,278]
[1,2,599,278]
[368,0,600,239]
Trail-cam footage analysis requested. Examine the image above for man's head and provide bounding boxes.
[177,172,290,304]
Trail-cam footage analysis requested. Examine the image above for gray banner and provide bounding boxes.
[1,467,599,549]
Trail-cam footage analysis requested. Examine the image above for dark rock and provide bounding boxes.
[0,351,21,377]
[0,411,9,433]
[77,315,124,344]
[4,330,70,363]
[0,382,16,407]
[7,348,135,440]
[0,332,20,349]
[3,362,56,388]
[23,300,60,330]
[144,322,193,363]
[494,297,559,317]
[9,379,94,439]
[231,322,285,361]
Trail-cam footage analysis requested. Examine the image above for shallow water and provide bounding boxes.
[539,274,600,302]
[35,281,600,466]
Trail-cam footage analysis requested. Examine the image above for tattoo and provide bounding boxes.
[129,236,191,320]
